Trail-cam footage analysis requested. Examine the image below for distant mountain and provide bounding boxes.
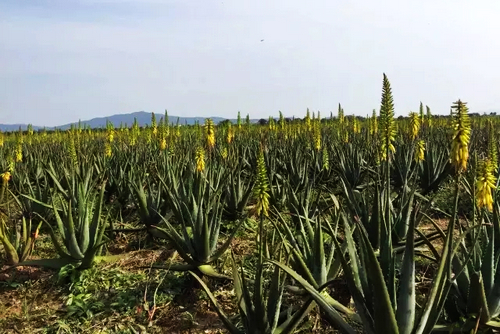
[0,124,44,132]
[56,111,234,130]
[0,111,254,132]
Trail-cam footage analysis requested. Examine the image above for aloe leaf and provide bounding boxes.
[16,258,77,269]
[356,222,399,334]
[313,218,327,285]
[188,271,242,334]
[270,260,357,334]
[414,202,456,334]
[275,298,316,334]
[254,220,269,333]
[396,206,416,334]
[64,202,84,260]
[46,165,69,200]
[148,224,196,266]
[200,205,211,263]
[267,260,284,331]
[0,232,19,265]
[467,271,491,323]
[197,264,231,279]
[207,219,244,263]
[88,181,106,250]
[38,215,70,258]
[79,194,90,254]
[235,255,257,329]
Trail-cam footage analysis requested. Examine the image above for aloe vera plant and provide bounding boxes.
[417,141,451,196]
[223,159,255,221]
[11,175,52,223]
[274,206,454,334]
[130,172,168,228]
[442,194,500,330]
[190,217,317,334]
[273,209,357,320]
[149,163,239,277]
[21,178,109,269]
[0,216,41,265]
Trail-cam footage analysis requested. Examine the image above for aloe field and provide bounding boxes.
[0,74,499,333]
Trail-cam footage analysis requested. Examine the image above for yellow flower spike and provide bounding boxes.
[314,125,321,151]
[253,149,270,217]
[15,143,23,163]
[409,111,420,140]
[379,74,396,161]
[415,140,425,162]
[104,142,112,157]
[353,118,360,134]
[159,138,167,151]
[450,100,471,173]
[476,158,496,212]
[322,147,329,171]
[195,147,205,172]
[370,109,378,135]
[68,134,78,169]
[204,119,215,149]
[227,124,234,144]
[1,171,11,183]
[221,147,228,160]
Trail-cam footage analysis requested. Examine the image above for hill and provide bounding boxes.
[56,112,233,130]
[0,111,246,132]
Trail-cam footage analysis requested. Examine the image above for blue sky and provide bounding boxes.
[1,0,500,126]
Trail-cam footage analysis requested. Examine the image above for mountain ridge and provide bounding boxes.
[0,111,253,132]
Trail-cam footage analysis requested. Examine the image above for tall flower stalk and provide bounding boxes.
[476,158,496,212]
[205,118,215,150]
[450,100,471,173]
[379,74,396,161]
[409,112,420,140]
[253,149,270,217]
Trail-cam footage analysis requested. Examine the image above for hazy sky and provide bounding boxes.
[1,0,499,126]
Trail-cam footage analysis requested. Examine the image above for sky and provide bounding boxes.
[1,0,500,126]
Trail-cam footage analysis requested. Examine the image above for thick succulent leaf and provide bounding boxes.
[63,203,85,260]
[0,234,19,265]
[207,219,244,264]
[275,298,316,334]
[267,262,285,332]
[148,225,196,266]
[189,271,242,334]
[197,264,231,279]
[355,223,399,334]
[269,260,357,334]
[466,271,491,323]
[396,206,416,334]
[16,258,77,269]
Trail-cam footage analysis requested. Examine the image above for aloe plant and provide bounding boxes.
[273,209,357,320]
[190,217,317,334]
[417,141,451,196]
[0,216,41,265]
[274,207,454,334]
[442,194,500,330]
[20,178,109,269]
[149,163,239,278]
[223,160,255,221]
[130,172,168,228]
[11,175,52,223]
